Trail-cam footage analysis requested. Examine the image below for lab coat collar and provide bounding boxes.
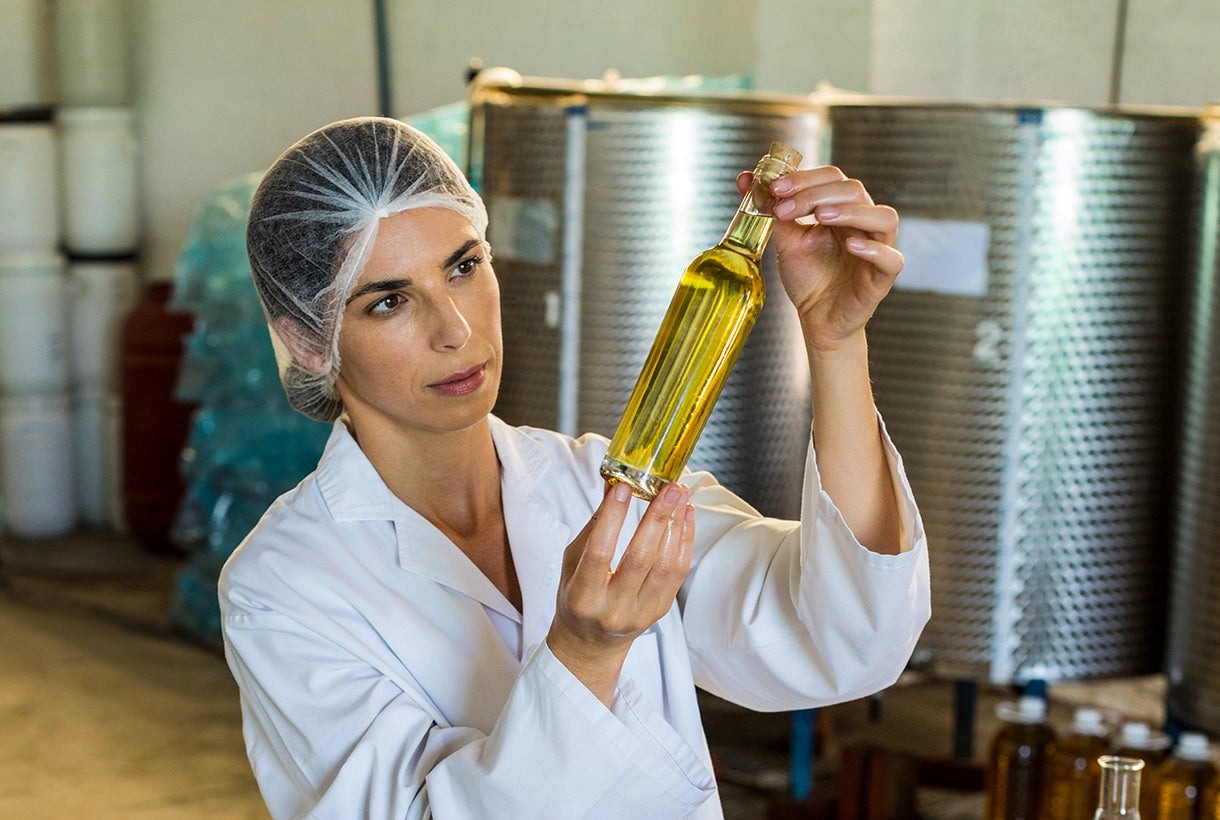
[313,416,568,634]
[314,420,396,522]
[313,415,552,522]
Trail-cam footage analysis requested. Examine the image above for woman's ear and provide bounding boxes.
[272,317,329,374]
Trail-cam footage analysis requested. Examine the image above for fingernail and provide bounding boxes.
[817,206,839,221]
[663,484,682,504]
[771,178,793,194]
[614,483,631,502]
[774,199,795,218]
[846,236,868,252]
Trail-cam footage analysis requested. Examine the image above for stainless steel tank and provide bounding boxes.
[1166,107,1220,735]
[827,101,1199,683]
[469,74,820,517]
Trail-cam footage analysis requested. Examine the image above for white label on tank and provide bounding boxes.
[894,217,991,298]
[488,195,558,265]
[543,290,561,328]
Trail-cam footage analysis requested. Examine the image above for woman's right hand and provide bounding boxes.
[546,481,695,706]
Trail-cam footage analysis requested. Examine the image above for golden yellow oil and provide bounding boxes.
[599,237,765,499]
[984,719,1055,820]
[1042,732,1108,819]
[598,141,801,499]
[1114,742,1167,820]
[1156,754,1217,819]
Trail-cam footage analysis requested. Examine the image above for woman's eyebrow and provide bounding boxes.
[346,278,411,305]
[440,238,482,271]
[345,238,481,306]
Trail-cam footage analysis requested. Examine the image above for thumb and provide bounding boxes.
[736,171,753,196]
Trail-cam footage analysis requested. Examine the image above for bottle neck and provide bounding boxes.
[720,183,778,260]
[1096,756,1143,818]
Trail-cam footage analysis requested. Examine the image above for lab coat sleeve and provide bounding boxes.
[677,413,931,711]
[222,609,716,820]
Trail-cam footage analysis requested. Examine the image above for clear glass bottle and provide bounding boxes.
[984,695,1056,820]
[1115,722,1173,820]
[1096,755,1145,819]
[599,142,803,499]
[1155,732,1217,820]
[1045,707,1112,819]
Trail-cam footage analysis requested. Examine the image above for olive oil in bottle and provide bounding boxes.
[1115,722,1173,820]
[1155,732,1217,820]
[599,142,803,499]
[984,696,1056,820]
[1045,707,1112,819]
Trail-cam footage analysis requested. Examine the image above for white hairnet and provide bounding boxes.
[246,116,488,422]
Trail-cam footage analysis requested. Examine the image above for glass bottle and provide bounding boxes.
[1096,755,1145,819]
[1115,722,1173,820]
[1199,774,1220,820]
[599,142,804,499]
[984,695,1056,820]
[1045,707,1111,819]
[1155,732,1217,820]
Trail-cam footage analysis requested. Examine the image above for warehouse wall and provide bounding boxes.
[128,0,1219,283]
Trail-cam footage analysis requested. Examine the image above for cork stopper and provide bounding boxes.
[751,142,802,191]
[746,142,803,215]
[768,141,803,170]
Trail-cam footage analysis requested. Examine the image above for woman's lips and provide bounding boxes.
[429,363,486,397]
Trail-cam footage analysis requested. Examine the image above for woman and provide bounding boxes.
[221,116,930,819]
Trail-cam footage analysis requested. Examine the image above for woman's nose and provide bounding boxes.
[432,296,472,350]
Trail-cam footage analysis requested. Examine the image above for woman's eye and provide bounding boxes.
[453,255,483,278]
[369,293,405,315]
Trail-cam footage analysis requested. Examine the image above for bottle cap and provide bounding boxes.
[1118,721,1172,751]
[1072,707,1106,735]
[1122,722,1150,744]
[1176,732,1214,761]
[996,695,1047,724]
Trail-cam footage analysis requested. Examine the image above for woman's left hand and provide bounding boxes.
[737,167,903,352]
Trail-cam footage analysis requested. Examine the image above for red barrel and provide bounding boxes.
[119,280,194,551]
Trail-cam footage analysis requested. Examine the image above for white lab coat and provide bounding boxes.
[219,414,930,819]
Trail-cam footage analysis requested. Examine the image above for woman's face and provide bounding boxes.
[334,207,502,439]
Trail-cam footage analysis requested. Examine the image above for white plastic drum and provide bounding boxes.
[0,120,59,250]
[0,250,70,393]
[69,258,138,389]
[57,107,140,255]
[55,0,131,106]
[72,387,121,527]
[1,392,77,538]
[0,0,53,108]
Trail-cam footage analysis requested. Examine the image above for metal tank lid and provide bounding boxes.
[467,66,819,116]
[812,84,1202,122]
[1201,103,1220,151]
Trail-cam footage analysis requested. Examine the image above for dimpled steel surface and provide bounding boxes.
[476,87,818,518]
[1166,114,1220,736]
[478,101,567,431]
[830,103,1197,683]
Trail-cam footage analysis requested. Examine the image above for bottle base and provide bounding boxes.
[599,457,665,501]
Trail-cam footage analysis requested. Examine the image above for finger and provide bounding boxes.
[570,482,634,589]
[844,237,906,282]
[610,483,688,591]
[773,178,876,221]
[806,202,899,243]
[736,171,753,196]
[769,165,849,197]
[638,503,695,606]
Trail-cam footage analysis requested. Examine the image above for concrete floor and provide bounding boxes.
[0,531,1167,819]
[0,543,265,818]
